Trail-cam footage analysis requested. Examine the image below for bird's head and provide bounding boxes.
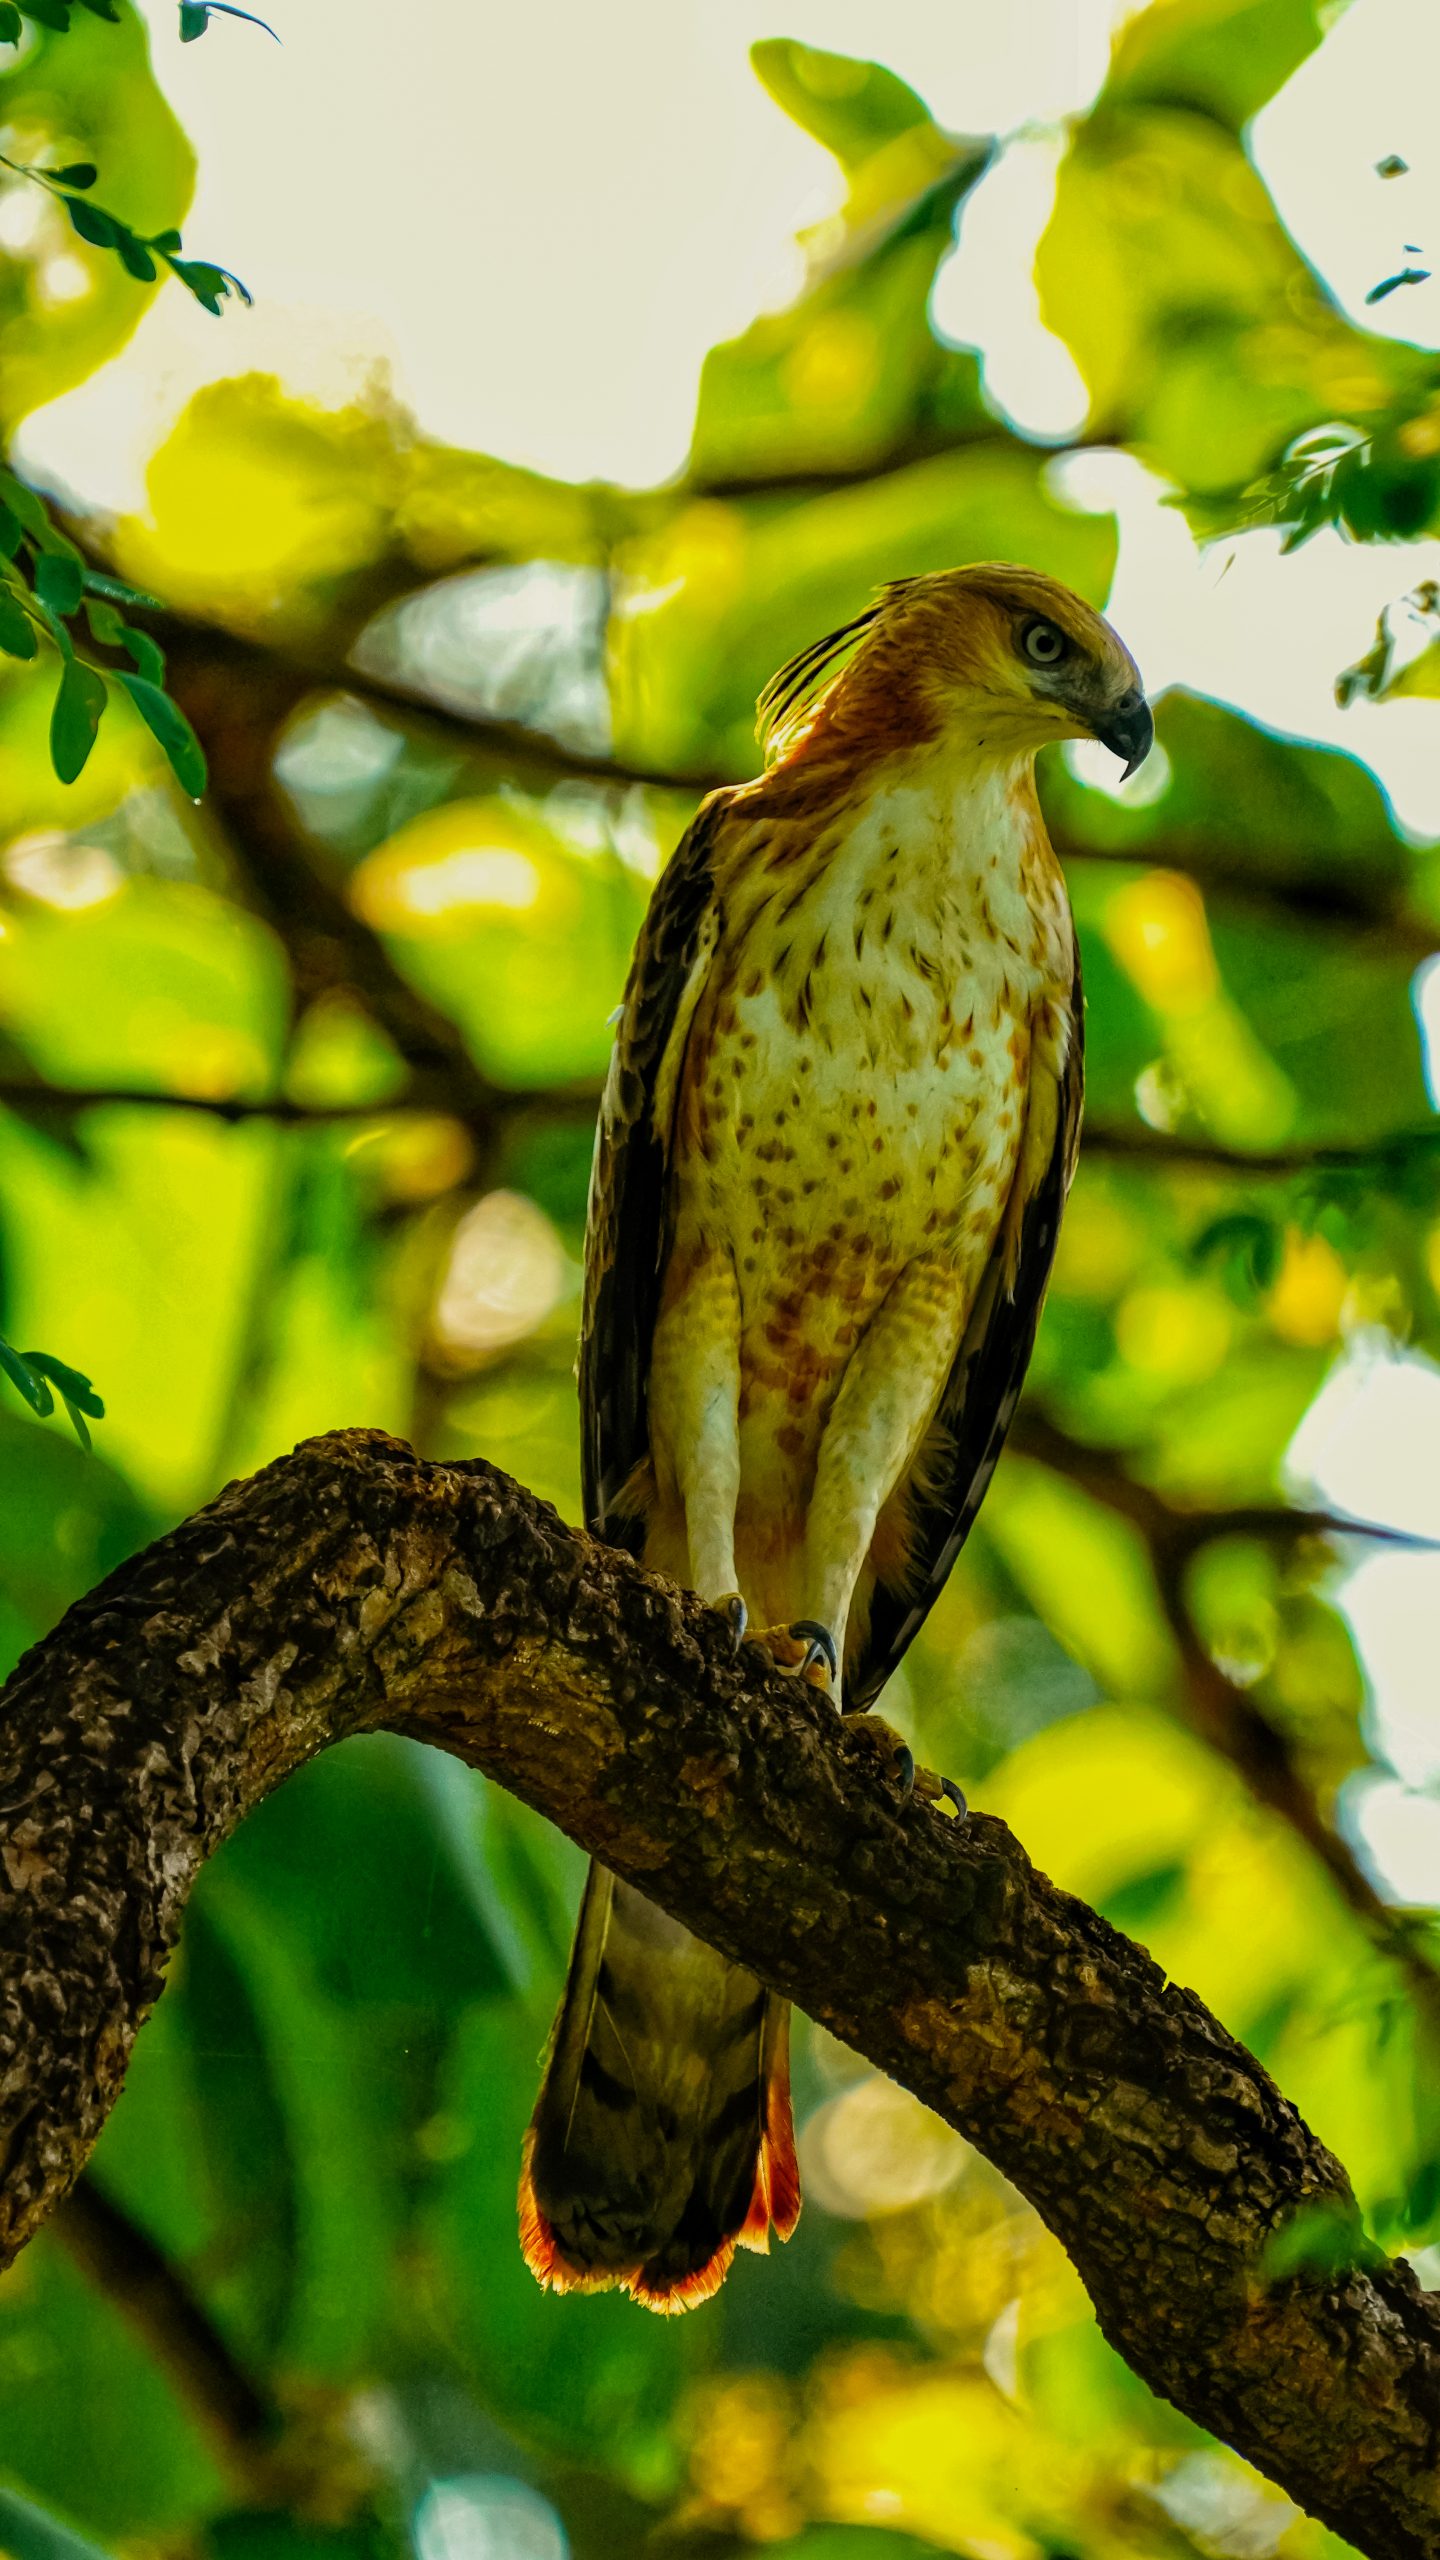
[758,563,1152,780]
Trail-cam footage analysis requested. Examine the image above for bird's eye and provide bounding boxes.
[1020,617,1069,668]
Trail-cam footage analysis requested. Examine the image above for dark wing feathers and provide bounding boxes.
[849,948,1085,1713]
[580,795,728,1544]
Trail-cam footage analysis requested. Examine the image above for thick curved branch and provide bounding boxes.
[1,1431,1437,2559]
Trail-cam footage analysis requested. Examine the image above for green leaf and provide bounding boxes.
[1106,0,1336,131]
[75,0,122,16]
[0,1337,53,1416]
[165,254,252,313]
[17,0,74,27]
[122,624,165,686]
[30,592,74,658]
[62,195,119,251]
[81,593,124,649]
[0,499,25,560]
[750,38,932,170]
[49,655,108,783]
[81,568,164,610]
[0,3,22,39]
[33,547,83,617]
[1400,2154,1440,2239]
[183,0,279,32]
[115,232,157,282]
[0,582,38,659]
[148,228,182,254]
[0,2485,115,2560]
[116,672,207,797]
[84,595,165,683]
[0,470,52,542]
[1366,266,1431,305]
[1190,1210,1282,1302]
[47,161,97,188]
[24,1350,103,1419]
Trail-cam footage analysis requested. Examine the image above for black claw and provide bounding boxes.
[938,1777,968,1819]
[789,1618,837,1681]
[891,1742,916,1800]
[718,1593,748,1653]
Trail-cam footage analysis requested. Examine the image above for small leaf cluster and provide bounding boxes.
[1190,1134,1440,1310]
[0,464,207,792]
[0,0,275,38]
[0,151,251,314]
[1186,418,1440,553]
[0,0,121,36]
[0,1334,102,1447]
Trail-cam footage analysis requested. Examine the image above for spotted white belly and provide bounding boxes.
[694,780,1053,1404]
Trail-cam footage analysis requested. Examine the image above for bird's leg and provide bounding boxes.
[800,1256,968,1809]
[647,1244,745,1635]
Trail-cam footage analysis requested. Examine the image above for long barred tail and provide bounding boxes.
[518,1864,801,2313]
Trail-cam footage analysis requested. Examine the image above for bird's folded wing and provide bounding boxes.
[580,794,730,1544]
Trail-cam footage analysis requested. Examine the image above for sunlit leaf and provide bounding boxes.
[1106,0,1338,129]
[750,38,933,170]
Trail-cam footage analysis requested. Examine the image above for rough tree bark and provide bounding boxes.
[0,1430,1436,2558]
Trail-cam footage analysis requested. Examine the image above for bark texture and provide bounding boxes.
[0,1429,1436,2557]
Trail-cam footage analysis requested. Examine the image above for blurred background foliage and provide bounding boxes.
[2,1,1440,2556]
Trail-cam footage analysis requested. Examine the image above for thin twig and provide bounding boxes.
[1011,1410,1440,2037]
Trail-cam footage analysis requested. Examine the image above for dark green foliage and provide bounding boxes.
[0,1335,103,1445]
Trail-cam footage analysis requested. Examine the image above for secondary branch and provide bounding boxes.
[0,1431,1436,2559]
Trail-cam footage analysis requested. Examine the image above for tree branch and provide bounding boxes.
[1078,1121,1440,1182]
[150,609,1440,963]
[4,1065,1435,1192]
[1010,1412,1440,2043]
[0,1072,598,1137]
[0,1431,1437,2556]
[50,2174,282,2490]
[157,637,519,1174]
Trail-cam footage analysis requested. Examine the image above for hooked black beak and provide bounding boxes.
[1092,687,1153,781]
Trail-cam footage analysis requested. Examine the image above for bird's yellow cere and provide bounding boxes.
[521,563,1150,2313]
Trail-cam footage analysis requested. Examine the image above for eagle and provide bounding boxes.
[518,563,1151,2313]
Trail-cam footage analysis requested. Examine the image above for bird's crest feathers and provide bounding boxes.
[756,600,884,762]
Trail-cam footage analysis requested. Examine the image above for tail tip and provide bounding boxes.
[517,2131,618,2299]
